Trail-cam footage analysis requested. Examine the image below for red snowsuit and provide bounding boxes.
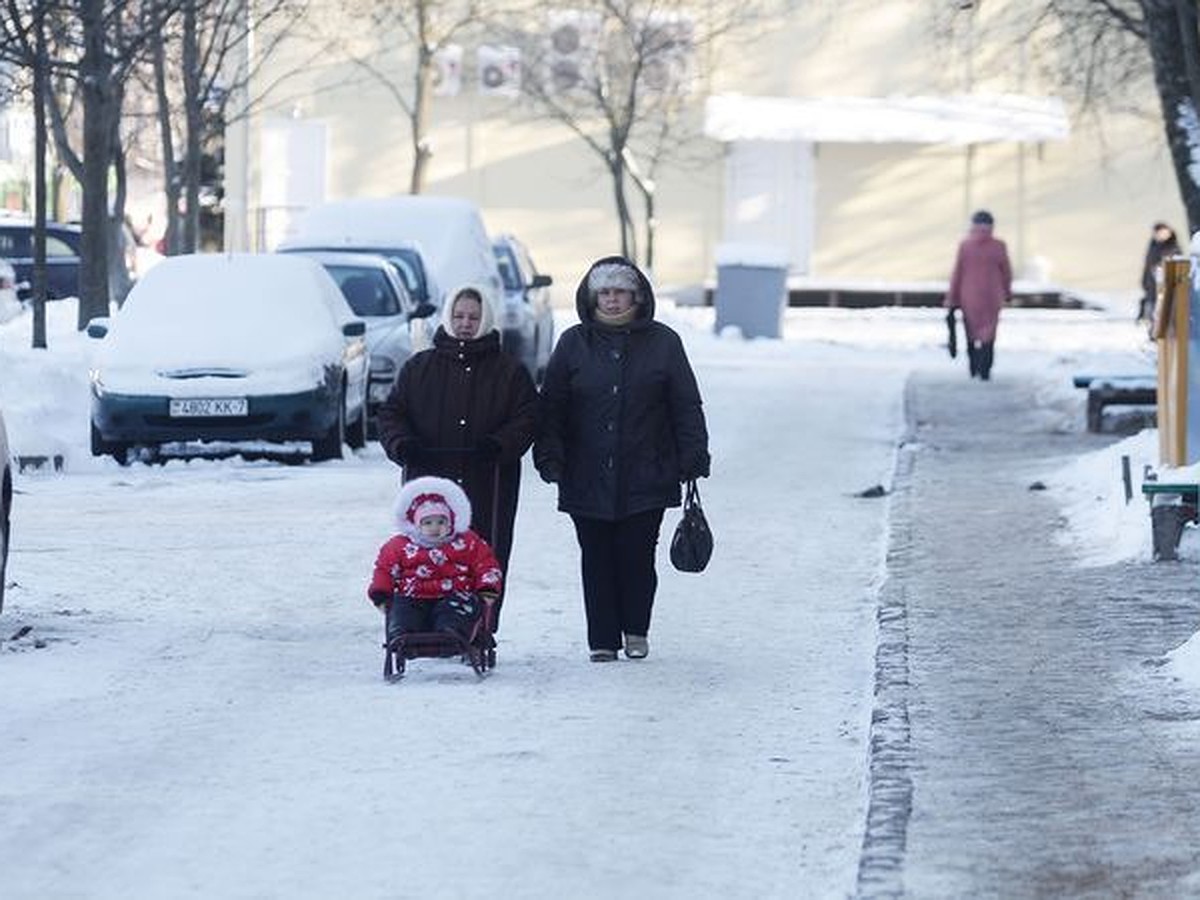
[369,529,503,602]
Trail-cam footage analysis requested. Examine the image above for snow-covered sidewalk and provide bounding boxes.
[0,297,1177,897]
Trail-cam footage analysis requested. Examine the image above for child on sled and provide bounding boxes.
[368,476,503,645]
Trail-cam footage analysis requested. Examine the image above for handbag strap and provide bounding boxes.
[685,478,701,510]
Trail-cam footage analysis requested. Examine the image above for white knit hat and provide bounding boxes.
[587,262,641,297]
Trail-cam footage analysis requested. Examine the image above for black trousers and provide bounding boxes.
[386,594,480,642]
[571,509,665,652]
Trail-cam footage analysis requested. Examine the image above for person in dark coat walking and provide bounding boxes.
[376,283,537,624]
[534,256,710,662]
[1138,222,1180,323]
[944,209,1012,381]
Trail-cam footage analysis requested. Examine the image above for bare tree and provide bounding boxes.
[145,0,305,255]
[944,1,1200,233]
[0,0,59,347]
[514,0,756,267]
[331,0,487,194]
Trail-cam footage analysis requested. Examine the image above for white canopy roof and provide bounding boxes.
[704,93,1069,144]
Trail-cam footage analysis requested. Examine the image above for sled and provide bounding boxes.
[382,595,497,682]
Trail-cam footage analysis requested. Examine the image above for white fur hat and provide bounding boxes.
[393,476,473,538]
[587,262,641,297]
[440,282,498,338]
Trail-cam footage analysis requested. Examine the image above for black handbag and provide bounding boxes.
[670,480,713,573]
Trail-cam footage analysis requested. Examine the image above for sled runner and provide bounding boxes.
[382,592,498,682]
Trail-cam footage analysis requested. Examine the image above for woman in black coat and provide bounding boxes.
[376,284,538,619]
[534,256,710,662]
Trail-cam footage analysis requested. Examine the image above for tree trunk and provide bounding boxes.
[1144,0,1200,233]
[152,30,182,256]
[183,0,202,250]
[410,40,433,194]
[609,154,637,261]
[31,1,48,349]
[78,0,113,329]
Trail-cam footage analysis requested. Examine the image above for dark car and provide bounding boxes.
[0,215,82,301]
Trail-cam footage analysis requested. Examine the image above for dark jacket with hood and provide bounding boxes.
[376,299,537,573]
[534,256,710,521]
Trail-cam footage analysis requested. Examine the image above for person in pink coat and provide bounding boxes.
[945,210,1013,381]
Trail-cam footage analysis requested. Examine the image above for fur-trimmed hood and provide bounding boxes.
[393,476,473,543]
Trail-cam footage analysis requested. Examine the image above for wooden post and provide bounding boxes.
[1156,257,1191,466]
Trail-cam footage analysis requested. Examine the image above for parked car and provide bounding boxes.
[491,234,555,381]
[0,258,23,323]
[278,196,503,314]
[279,241,435,313]
[281,250,437,430]
[87,253,369,464]
[0,214,82,301]
[0,406,10,613]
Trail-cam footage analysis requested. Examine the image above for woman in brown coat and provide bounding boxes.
[945,210,1013,381]
[376,284,538,622]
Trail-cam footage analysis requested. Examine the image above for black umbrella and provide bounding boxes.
[945,308,958,359]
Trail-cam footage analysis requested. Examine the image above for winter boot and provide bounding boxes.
[966,343,980,378]
[624,634,649,659]
[385,598,406,645]
[590,649,618,662]
[978,342,994,381]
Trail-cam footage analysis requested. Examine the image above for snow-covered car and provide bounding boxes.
[86,253,370,464]
[0,257,23,323]
[281,250,437,430]
[0,405,10,613]
[492,234,554,381]
[279,195,504,315]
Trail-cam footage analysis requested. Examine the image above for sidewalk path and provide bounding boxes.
[860,369,1200,898]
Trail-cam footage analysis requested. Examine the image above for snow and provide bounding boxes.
[92,253,356,397]
[0,289,1196,896]
[704,93,1070,144]
[278,196,502,308]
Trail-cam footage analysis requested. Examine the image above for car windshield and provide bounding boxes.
[325,265,401,317]
[493,247,521,291]
[382,250,425,301]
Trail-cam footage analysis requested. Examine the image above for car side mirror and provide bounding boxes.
[86,318,110,339]
[343,320,366,337]
[411,302,438,320]
[530,274,552,288]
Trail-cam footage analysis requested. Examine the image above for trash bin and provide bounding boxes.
[713,243,790,339]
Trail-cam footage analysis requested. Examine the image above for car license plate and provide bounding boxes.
[169,397,248,417]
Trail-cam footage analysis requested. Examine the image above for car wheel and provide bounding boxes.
[311,390,345,462]
[346,400,368,451]
[0,470,10,614]
[90,421,130,465]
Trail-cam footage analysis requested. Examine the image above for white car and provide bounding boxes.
[0,406,10,613]
[279,195,504,314]
[87,253,370,464]
[281,250,438,429]
[492,234,555,382]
